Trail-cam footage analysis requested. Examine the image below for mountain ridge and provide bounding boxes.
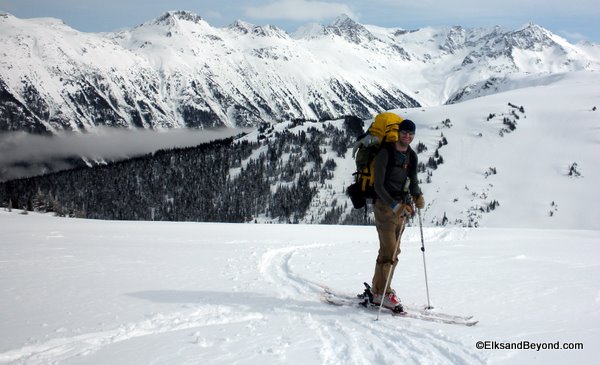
[1,11,599,134]
[2,71,599,229]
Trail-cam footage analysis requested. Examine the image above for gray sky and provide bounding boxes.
[0,0,599,43]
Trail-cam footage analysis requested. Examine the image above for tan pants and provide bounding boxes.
[371,199,408,295]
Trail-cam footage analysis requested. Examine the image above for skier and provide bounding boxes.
[370,119,425,308]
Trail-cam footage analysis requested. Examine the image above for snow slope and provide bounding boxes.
[1,211,598,364]
[389,71,600,230]
[1,71,599,229]
[232,71,600,230]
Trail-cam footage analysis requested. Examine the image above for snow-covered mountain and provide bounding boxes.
[237,71,600,230]
[1,11,599,231]
[2,71,599,230]
[1,11,599,133]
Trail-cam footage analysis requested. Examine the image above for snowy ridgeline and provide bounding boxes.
[1,11,600,133]
[1,71,600,229]
[0,211,599,364]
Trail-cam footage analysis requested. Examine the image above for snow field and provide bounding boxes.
[1,211,599,364]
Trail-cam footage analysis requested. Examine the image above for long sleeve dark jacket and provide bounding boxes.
[373,144,422,207]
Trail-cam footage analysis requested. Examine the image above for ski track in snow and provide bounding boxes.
[0,233,485,365]
[257,242,483,364]
[0,214,490,365]
[3,213,600,364]
[259,243,330,299]
[0,307,263,364]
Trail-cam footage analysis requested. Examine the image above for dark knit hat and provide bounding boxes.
[399,119,416,132]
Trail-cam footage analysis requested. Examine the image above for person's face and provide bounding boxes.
[398,130,415,145]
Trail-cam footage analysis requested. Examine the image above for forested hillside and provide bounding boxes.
[0,117,367,224]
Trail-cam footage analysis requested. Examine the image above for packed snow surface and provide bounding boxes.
[1,211,598,364]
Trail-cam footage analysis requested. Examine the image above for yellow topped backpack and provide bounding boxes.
[347,112,404,209]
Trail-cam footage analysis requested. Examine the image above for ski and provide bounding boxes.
[321,285,474,322]
[322,283,475,322]
[322,292,478,326]
[320,284,478,327]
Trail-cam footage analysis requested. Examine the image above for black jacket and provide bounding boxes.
[373,143,421,207]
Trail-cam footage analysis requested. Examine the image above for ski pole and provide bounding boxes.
[418,208,434,310]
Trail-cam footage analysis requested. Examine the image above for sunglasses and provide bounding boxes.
[399,130,415,136]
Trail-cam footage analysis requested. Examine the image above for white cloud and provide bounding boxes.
[244,0,356,22]
[558,30,589,43]
[0,127,248,181]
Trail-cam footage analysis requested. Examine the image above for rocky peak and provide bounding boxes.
[441,26,467,53]
[227,20,288,38]
[127,10,211,40]
[325,14,376,44]
[152,10,205,28]
[156,10,204,24]
[329,14,358,28]
[503,23,558,50]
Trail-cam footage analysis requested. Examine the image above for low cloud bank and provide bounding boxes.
[0,127,250,181]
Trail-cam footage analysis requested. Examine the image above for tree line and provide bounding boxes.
[0,117,361,223]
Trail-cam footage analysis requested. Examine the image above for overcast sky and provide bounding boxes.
[1,0,599,43]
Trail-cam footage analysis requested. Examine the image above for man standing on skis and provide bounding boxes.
[371,119,425,308]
